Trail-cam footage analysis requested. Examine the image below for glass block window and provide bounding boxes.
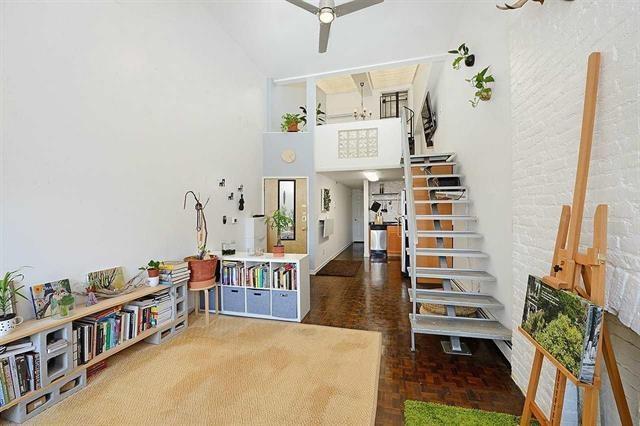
[338,128,378,159]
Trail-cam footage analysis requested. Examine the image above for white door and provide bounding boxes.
[351,188,365,242]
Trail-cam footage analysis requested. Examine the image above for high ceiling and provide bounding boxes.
[207,1,465,79]
[317,64,419,94]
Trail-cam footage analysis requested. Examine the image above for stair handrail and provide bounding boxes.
[400,107,418,316]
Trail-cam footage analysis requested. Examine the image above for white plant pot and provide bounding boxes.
[0,315,23,337]
[148,276,160,287]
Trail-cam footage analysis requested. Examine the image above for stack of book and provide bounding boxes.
[272,263,297,290]
[72,322,94,367]
[151,289,173,326]
[125,298,157,332]
[0,338,41,406]
[246,264,269,288]
[221,261,244,286]
[159,261,190,286]
[75,306,123,358]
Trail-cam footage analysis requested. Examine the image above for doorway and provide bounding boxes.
[263,177,308,254]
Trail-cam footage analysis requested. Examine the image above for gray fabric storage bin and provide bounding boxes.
[222,287,245,312]
[272,290,297,319]
[246,289,270,316]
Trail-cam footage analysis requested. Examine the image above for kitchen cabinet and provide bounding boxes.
[387,224,402,257]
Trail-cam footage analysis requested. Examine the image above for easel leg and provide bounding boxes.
[582,387,599,426]
[602,323,633,425]
[550,371,567,426]
[521,349,544,426]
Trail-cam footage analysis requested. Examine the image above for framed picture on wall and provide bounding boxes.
[321,188,331,213]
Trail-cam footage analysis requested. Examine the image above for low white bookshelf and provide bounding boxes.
[208,252,310,323]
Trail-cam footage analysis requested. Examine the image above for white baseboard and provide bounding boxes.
[311,241,355,274]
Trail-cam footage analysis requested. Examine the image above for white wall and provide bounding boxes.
[314,174,353,272]
[314,118,403,172]
[368,180,403,223]
[351,188,364,242]
[508,1,640,422]
[430,5,513,334]
[269,82,306,132]
[0,2,265,319]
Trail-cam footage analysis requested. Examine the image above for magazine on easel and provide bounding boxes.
[521,275,603,384]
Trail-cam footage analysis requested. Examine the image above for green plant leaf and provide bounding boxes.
[476,82,483,89]
[447,50,458,54]
[484,75,495,83]
[458,43,464,51]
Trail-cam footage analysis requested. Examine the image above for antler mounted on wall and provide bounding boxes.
[496,0,544,10]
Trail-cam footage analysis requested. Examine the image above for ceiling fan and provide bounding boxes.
[285,0,384,53]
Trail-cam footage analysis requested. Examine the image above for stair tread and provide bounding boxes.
[414,199,469,204]
[408,267,496,281]
[409,248,489,257]
[412,174,462,179]
[409,289,504,309]
[416,215,477,221]
[413,186,466,191]
[413,231,483,238]
[408,152,456,159]
[410,314,511,340]
[411,162,457,168]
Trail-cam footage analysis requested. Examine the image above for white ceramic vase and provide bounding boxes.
[0,315,23,337]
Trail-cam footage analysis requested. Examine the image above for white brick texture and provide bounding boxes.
[509,1,640,423]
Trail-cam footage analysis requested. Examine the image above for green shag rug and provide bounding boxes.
[404,401,521,426]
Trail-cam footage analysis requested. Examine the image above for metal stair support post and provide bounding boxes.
[400,108,419,351]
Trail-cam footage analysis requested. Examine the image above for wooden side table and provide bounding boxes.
[188,281,218,326]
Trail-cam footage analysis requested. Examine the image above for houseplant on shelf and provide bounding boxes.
[265,209,294,257]
[183,191,218,289]
[466,66,495,107]
[299,103,326,128]
[139,260,161,287]
[0,269,28,337]
[281,113,302,132]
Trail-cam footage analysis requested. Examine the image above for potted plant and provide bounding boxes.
[281,113,302,132]
[139,260,161,287]
[51,288,75,318]
[467,66,495,107]
[265,209,294,257]
[448,43,475,69]
[183,191,218,289]
[0,270,28,337]
[299,103,326,128]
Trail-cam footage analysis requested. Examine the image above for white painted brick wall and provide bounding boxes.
[509,1,640,423]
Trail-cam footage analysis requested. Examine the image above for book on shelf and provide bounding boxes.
[246,264,269,288]
[221,261,244,286]
[0,349,41,406]
[159,261,188,271]
[272,263,297,290]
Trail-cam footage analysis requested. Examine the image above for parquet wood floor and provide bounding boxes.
[303,243,525,425]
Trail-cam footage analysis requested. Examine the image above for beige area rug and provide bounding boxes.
[27,315,382,425]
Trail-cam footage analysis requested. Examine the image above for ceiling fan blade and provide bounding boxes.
[285,0,319,14]
[335,0,383,17]
[319,22,332,53]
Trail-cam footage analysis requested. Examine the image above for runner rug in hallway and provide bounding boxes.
[26,315,381,425]
[316,260,363,277]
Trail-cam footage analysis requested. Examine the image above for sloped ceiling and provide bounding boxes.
[207,1,464,79]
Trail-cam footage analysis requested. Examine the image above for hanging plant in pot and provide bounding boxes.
[467,66,495,108]
[183,191,218,289]
[139,260,161,287]
[0,269,28,337]
[448,43,475,69]
[265,209,294,257]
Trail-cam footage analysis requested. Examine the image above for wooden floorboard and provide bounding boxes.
[303,243,525,425]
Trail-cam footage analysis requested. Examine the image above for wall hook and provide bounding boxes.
[218,179,226,187]
[228,192,234,200]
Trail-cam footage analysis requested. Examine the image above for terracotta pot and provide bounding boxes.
[273,245,285,257]
[287,122,299,132]
[185,256,218,289]
[147,268,159,278]
[479,89,492,102]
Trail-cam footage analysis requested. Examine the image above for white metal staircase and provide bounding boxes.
[400,110,510,355]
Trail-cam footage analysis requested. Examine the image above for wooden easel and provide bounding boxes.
[519,52,632,426]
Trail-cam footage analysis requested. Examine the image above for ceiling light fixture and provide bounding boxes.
[363,171,379,182]
[354,82,372,121]
[318,7,335,24]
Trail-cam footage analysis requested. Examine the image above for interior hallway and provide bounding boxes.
[303,243,524,424]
